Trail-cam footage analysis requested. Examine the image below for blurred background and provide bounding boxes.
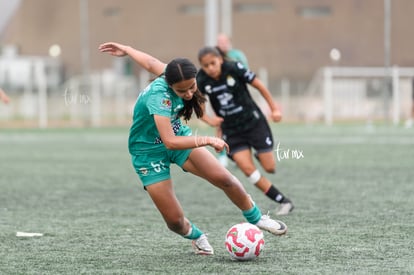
[0,0,413,128]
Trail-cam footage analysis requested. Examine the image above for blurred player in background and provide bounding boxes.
[213,34,250,167]
[0,88,10,104]
[405,78,414,128]
[98,42,288,256]
[217,33,249,69]
[197,46,294,216]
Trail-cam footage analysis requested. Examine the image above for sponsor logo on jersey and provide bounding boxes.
[154,120,181,144]
[244,71,255,82]
[218,93,233,106]
[139,168,149,176]
[209,84,226,93]
[161,98,172,109]
[173,104,183,113]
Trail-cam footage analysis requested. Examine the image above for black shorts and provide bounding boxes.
[222,118,274,158]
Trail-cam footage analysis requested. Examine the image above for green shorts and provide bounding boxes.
[131,148,192,187]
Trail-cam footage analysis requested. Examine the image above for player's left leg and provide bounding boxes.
[246,119,294,216]
[255,150,276,173]
[231,149,294,216]
[182,147,287,235]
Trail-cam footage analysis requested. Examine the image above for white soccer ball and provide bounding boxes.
[225,222,265,261]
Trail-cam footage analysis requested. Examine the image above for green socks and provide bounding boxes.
[183,222,203,240]
[183,205,262,240]
[242,204,262,224]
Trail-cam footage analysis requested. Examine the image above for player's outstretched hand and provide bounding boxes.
[271,109,282,122]
[0,88,10,104]
[98,42,128,57]
[210,137,229,153]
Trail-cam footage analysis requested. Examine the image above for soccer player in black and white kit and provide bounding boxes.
[197,46,294,215]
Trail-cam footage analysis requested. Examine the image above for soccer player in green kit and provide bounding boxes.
[217,33,249,69]
[197,46,294,216]
[98,42,287,255]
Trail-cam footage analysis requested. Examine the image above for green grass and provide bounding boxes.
[0,124,413,274]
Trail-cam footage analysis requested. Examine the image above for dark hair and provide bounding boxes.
[165,58,206,121]
[197,46,222,62]
[215,46,227,59]
[165,58,196,85]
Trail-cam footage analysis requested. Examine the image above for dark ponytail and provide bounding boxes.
[165,58,206,121]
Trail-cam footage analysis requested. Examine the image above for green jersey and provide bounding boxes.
[128,76,190,154]
[227,49,249,69]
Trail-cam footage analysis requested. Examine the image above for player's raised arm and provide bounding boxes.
[98,42,166,76]
[0,88,10,104]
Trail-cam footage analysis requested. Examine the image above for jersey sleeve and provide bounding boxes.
[147,82,173,117]
[233,61,256,84]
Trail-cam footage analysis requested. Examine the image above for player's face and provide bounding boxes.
[217,35,230,53]
[199,53,223,80]
[170,78,197,101]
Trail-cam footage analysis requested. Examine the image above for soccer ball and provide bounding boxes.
[225,222,265,261]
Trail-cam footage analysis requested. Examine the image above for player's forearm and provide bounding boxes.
[124,46,165,76]
[163,135,218,150]
[200,114,214,126]
[253,80,278,112]
[201,114,224,128]
[264,95,279,112]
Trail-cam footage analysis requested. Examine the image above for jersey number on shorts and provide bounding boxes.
[151,161,166,173]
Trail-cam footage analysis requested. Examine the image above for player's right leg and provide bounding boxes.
[183,147,253,210]
[146,179,214,255]
[131,152,213,255]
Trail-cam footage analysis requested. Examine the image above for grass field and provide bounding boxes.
[0,123,413,274]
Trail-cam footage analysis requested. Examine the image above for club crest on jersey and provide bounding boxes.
[226,76,236,87]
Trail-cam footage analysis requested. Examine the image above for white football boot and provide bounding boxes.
[192,234,214,255]
[275,200,295,216]
[255,214,288,236]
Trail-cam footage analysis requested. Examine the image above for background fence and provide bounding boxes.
[1,55,413,127]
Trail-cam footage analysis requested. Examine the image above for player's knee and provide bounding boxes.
[212,171,236,189]
[248,170,261,184]
[264,166,275,174]
[261,160,276,173]
[258,156,276,173]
